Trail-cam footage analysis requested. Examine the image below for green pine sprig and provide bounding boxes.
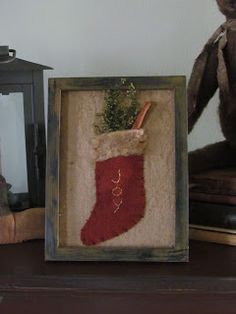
[95,79,139,134]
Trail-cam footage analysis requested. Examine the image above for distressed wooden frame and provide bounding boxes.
[45,76,188,262]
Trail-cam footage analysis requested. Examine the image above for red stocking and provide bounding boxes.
[81,129,146,246]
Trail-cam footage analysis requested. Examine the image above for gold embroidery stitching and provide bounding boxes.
[111,169,121,184]
[112,186,122,197]
[111,169,123,214]
[113,199,123,214]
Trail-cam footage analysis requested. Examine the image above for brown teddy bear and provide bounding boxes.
[188,0,236,175]
[0,174,44,244]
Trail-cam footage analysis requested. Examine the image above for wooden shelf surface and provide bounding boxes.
[0,240,236,313]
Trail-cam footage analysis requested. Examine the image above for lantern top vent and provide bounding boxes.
[0,46,52,71]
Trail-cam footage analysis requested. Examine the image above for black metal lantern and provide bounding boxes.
[0,46,52,210]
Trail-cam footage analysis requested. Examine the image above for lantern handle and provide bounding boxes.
[0,49,16,64]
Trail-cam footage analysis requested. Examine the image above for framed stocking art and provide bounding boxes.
[45,76,188,262]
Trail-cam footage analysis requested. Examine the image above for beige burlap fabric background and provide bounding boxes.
[59,90,176,248]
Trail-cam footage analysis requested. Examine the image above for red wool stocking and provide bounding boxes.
[81,129,147,246]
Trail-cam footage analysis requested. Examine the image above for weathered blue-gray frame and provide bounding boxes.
[45,76,188,262]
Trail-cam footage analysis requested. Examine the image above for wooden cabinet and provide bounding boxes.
[0,240,235,314]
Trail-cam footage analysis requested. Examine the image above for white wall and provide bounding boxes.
[0,0,225,154]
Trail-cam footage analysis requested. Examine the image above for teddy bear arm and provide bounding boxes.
[188,44,219,133]
[189,140,236,175]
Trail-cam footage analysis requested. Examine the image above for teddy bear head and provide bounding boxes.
[217,0,236,18]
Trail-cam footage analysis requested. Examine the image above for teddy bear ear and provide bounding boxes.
[216,0,236,18]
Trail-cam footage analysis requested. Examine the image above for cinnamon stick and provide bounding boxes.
[132,102,152,129]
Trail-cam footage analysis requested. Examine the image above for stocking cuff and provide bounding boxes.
[93,129,147,161]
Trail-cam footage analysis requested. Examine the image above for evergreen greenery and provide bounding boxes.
[95,79,139,134]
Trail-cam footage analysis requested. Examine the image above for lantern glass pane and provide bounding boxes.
[0,93,28,194]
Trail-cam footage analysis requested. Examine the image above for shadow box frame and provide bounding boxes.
[45,76,188,262]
